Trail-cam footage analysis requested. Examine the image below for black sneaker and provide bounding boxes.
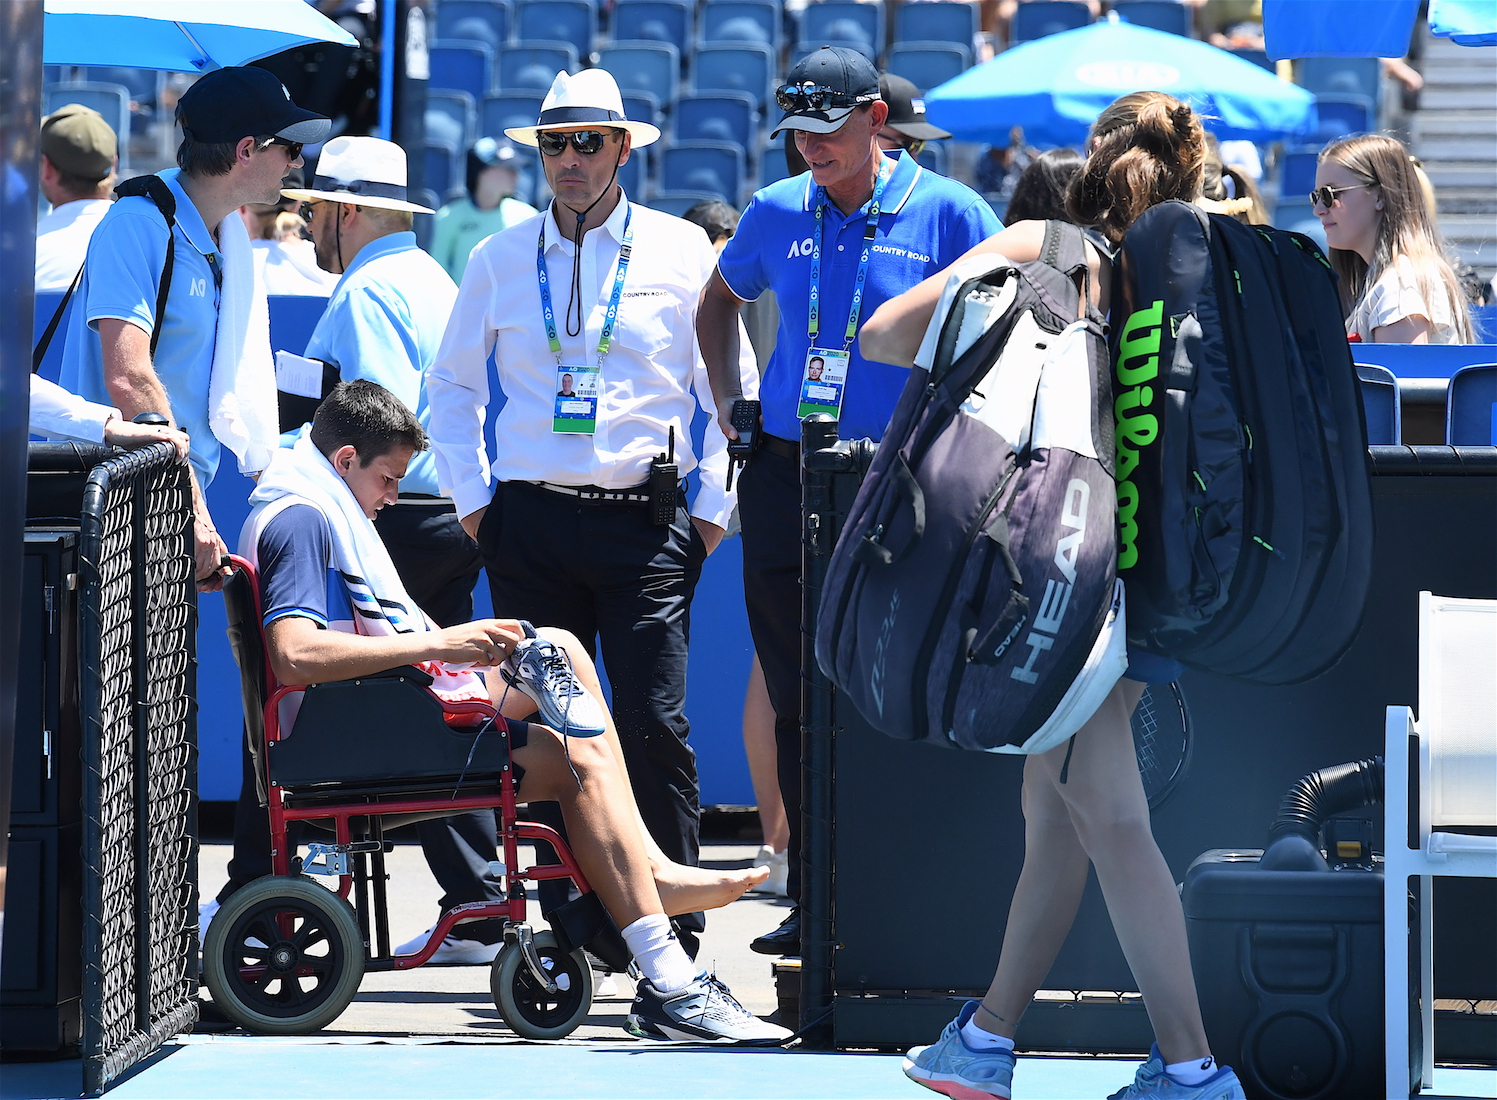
[750,906,800,955]
[627,972,792,1042]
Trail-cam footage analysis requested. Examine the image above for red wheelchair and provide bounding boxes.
[203,556,629,1037]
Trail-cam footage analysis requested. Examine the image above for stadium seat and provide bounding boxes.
[423,140,461,201]
[1010,0,1092,42]
[621,90,663,126]
[693,43,774,110]
[610,0,692,53]
[429,40,494,101]
[798,1,884,57]
[675,92,757,150]
[617,149,647,201]
[435,0,512,52]
[1298,56,1381,101]
[1271,199,1327,250]
[896,1,978,49]
[701,0,781,51]
[482,91,546,138]
[792,40,878,65]
[760,142,790,187]
[1112,0,1192,36]
[1447,363,1497,446]
[648,189,724,217]
[496,42,580,91]
[1278,148,1322,202]
[886,42,970,92]
[660,141,745,204]
[1230,47,1275,72]
[515,0,597,62]
[1312,94,1375,141]
[1355,363,1401,445]
[597,42,681,114]
[426,89,477,149]
[44,82,132,168]
[80,66,159,135]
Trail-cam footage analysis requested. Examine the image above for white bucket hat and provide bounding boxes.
[281,136,434,214]
[504,68,661,148]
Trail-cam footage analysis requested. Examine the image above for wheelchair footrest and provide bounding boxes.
[546,891,631,974]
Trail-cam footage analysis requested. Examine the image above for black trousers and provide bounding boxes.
[478,479,707,950]
[736,445,804,902]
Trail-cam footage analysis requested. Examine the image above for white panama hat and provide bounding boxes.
[504,68,661,147]
[281,135,435,215]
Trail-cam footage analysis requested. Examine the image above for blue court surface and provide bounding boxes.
[4,1041,1494,1100]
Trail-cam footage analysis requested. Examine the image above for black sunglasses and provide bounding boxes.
[1308,183,1371,209]
[537,130,615,157]
[775,82,876,114]
[267,136,304,160]
[297,200,323,220]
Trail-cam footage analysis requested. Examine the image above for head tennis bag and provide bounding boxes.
[816,221,1126,753]
[1110,201,1372,683]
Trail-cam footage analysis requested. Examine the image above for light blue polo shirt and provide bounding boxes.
[302,231,458,496]
[717,150,1000,443]
[60,167,224,484]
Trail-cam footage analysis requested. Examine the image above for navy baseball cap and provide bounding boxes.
[178,66,330,145]
[772,46,882,137]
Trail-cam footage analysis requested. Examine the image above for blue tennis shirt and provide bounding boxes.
[717,150,1000,443]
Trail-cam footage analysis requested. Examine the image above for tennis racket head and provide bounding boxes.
[1132,681,1192,810]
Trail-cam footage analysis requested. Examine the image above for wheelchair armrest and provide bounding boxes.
[360,664,435,687]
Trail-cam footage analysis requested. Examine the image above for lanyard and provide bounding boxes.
[537,207,634,366]
[808,158,893,350]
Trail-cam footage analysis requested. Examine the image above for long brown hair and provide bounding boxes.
[1065,91,1206,244]
[1319,134,1474,341]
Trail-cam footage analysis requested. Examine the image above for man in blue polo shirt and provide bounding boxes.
[698,46,1000,955]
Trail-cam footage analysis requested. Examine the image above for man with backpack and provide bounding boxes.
[58,66,329,592]
[696,46,1001,955]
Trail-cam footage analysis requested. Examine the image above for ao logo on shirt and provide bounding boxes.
[786,237,815,258]
[189,277,208,297]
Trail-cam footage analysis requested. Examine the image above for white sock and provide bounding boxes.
[620,913,697,994]
[1165,1056,1218,1086]
[960,1016,1015,1054]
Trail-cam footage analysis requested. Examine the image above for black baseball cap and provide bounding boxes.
[772,46,882,137]
[879,74,952,142]
[178,66,330,145]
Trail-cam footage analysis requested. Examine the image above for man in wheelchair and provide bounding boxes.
[237,379,789,1042]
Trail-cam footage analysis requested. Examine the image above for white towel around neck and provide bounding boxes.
[209,210,279,476]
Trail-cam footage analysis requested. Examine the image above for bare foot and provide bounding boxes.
[654,862,770,917]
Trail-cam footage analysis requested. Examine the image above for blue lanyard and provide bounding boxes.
[537,207,634,366]
[808,158,894,349]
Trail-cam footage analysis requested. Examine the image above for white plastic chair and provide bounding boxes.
[1384,593,1497,1099]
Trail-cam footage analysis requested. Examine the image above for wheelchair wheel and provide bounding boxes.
[491,931,594,1039]
[203,875,365,1035]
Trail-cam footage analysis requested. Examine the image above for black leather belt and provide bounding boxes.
[760,434,799,459]
[530,480,652,505]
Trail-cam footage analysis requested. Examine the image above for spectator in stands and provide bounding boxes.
[862,91,1246,1100]
[430,137,537,284]
[875,74,952,170]
[1195,0,1263,49]
[682,199,739,253]
[994,0,1101,48]
[28,375,189,456]
[1314,134,1475,344]
[976,127,1035,202]
[1002,147,1083,224]
[1198,135,1267,225]
[35,104,117,292]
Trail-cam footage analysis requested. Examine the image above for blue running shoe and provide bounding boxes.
[500,622,608,737]
[1107,1045,1246,1099]
[902,1001,1015,1100]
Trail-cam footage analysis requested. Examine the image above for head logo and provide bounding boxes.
[1114,301,1163,570]
[868,590,900,717]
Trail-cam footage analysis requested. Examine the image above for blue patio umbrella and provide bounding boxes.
[924,17,1315,148]
[43,0,358,72]
[1429,0,1497,46]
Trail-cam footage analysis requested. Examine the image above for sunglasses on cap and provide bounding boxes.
[1308,183,1372,209]
[537,130,617,157]
[775,82,877,114]
[267,136,304,160]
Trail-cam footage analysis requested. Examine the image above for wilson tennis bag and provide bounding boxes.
[1111,201,1372,684]
[816,221,1126,753]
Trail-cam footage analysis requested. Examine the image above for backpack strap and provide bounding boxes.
[111,174,178,358]
[32,260,86,372]
[1039,220,1104,325]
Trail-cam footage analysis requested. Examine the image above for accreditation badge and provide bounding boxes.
[553,363,600,434]
[796,347,850,420]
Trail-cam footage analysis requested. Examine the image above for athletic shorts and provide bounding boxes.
[1122,646,1186,685]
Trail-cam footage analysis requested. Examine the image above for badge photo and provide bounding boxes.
[797,347,850,420]
[554,364,601,433]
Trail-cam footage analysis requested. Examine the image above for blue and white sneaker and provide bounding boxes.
[627,971,791,1042]
[902,1000,1016,1100]
[500,622,608,737]
[1108,1045,1246,1099]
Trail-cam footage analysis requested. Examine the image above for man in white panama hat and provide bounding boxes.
[426,68,774,1041]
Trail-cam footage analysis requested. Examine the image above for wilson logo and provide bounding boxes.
[869,590,900,716]
[1012,479,1090,684]
[1114,300,1163,571]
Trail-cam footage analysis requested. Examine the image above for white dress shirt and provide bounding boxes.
[427,193,758,530]
[35,198,112,291]
[29,375,114,443]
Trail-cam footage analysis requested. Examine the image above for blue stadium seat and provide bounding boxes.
[692,43,774,110]
[617,148,647,200]
[496,42,580,91]
[621,90,663,126]
[675,92,757,150]
[435,0,512,52]
[791,40,878,65]
[423,140,461,201]
[429,40,494,101]
[426,89,478,149]
[80,67,160,135]
[1011,1,1092,42]
[1272,199,1327,250]
[597,42,681,114]
[896,1,978,48]
[701,0,781,50]
[1278,149,1322,202]
[660,141,745,203]
[799,1,884,57]
[43,82,132,168]
[482,91,546,137]
[515,0,597,61]
[1298,56,1381,101]
[1447,363,1497,446]
[1355,363,1401,445]
[610,0,692,53]
[1112,1,1192,36]
[760,142,790,187]
[1230,47,1275,72]
[886,42,970,92]
[1312,94,1375,140]
[647,189,724,217]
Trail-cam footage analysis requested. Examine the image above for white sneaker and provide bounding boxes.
[627,971,792,1042]
[395,926,502,965]
[749,846,789,896]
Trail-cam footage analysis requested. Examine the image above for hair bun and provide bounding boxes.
[1171,104,1193,134]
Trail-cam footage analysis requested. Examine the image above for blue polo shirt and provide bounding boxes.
[302,231,458,496]
[60,168,225,485]
[717,150,1000,443]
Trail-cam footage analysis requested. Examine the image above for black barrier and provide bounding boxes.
[73,443,198,1094]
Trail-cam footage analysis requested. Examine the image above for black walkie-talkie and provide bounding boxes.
[725,398,761,492]
[649,425,679,526]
